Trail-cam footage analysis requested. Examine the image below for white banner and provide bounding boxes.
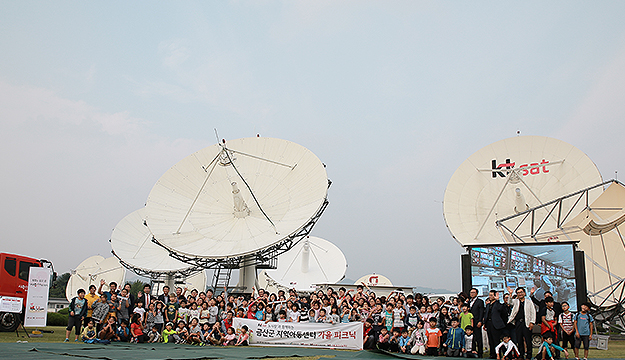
[0,296,23,313]
[233,318,363,350]
[24,267,51,327]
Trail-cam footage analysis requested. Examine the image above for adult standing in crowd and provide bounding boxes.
[158,285,171,304]
[483,290,506,359]
[137,283,152,309]
[468,288,485,358]
[507,287,536,360]
[84,285,99,328]
[123,283,135,312]
[98,280,119,300]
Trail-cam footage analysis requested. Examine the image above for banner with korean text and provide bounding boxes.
[233,318,363,350]
[24,267,51,327]
[0,296,23,313]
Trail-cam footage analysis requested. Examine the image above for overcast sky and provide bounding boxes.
[2,1,625,292]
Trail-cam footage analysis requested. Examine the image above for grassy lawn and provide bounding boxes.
[1,326,623,359]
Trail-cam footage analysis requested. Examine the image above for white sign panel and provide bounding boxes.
[24,267,51,327]
[233,318,363,350]
[0,296,23,313]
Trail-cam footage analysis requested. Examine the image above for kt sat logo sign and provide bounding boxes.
[491,159,550,178]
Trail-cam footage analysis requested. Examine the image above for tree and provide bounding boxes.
[129,280,148,298]
[49,272,70,298]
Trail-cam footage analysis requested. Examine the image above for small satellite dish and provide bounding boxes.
[261,236,347,292]
[110,208,195,274]
[355,273,393,287]
[66,256,125,302]
[144,137,329,259]
[183,270,207,293]
[443,136,602,245]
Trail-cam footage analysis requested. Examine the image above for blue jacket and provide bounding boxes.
[445,327,465,350]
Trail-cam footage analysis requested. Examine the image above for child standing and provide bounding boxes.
[405,306,420,330]
[463,325,479,358]
[443,317,465,357]
[133,300,146,325]
[459,304,474,331]
[384,303,394,332]
[154,301,165,332]
[425,317,442,356]
[574,303,594,360]
[539,297,558,341]
[558,302,575,355]
[393,302,405,333]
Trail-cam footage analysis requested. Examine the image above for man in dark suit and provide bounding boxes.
[157,285,171,304]
[136,283,152,309]
[483,290,507,359]
[469,287,485,358]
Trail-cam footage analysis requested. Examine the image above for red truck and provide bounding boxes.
[0,253,55,331]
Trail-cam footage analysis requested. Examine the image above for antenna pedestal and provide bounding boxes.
[237,256,257,294]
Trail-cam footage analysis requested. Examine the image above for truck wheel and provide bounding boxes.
[0,312,20,332]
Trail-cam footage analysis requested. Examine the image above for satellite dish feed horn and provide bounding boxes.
[301,239,310,273]
[514,188,529,213]
[232,182,251,218]
[223,145,278,233]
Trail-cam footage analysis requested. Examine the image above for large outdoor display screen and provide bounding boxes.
[469,243,577,311]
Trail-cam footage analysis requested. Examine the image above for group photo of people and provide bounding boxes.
[64,280,595,360]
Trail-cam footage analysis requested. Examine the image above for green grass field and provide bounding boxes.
[2,326,623,359]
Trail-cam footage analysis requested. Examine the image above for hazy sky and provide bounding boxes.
[2,1,625,292]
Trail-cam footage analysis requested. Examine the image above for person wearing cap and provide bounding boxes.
[162,322,177,344]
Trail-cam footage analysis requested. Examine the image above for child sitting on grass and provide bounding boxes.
[495,334,520,360]
[81,320,97,342]
[537,332,568,360]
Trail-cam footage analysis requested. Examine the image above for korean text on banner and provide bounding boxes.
[0,296,23,313]
[233,318,363,350]
[24,267,51,327]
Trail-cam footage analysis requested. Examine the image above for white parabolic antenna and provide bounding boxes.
[262,236,347,291]
[443,136,602,245]
[110,208,195,273]
[144,137,329,259]
[184,270,208,293]
[66,256,125,302]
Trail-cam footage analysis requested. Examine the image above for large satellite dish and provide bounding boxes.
[110,208,197,275]
[66,256,125,302]
[443,136,602,245]
[145,137,329,259]
[260,236,347,292]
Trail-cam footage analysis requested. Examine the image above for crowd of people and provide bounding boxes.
[64,281,595,360]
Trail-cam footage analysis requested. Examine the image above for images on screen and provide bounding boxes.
[470,243,577,311]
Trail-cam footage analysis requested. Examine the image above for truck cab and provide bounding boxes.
[0,253,54,331]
